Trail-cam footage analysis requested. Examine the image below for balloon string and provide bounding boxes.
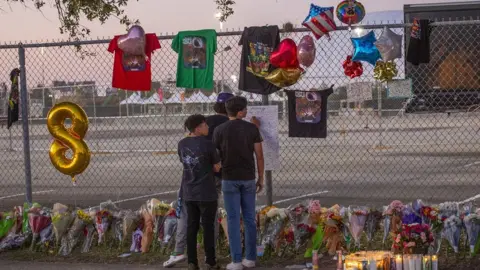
[72,176,77,208]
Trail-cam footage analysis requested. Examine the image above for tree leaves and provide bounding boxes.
[214,0,235,23]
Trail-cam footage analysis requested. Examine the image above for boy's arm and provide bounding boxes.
[210,142,221,172]
[253,126,264,192]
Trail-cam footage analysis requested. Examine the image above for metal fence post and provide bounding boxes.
[19,44,33,204]
[262,94,273,206]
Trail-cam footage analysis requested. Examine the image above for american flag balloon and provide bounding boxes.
[302,4,337,40]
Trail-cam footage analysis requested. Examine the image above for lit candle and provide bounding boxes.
[423,255,431,270]
[432,255,438,270]
[337,250,343,270]
[395,255,403,270]
[408,255,415,270]
[312,250,319,270]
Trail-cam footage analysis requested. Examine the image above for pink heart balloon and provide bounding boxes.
[117,25,146,56]
[297,35,316,68]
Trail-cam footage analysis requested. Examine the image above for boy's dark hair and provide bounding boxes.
[213,102,227,114]
[184,114,206,133]
[225,96,247,117]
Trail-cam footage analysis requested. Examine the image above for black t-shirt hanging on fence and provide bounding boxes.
[287,88,333,138]
[407,18,431,66]
[238,25,281,95]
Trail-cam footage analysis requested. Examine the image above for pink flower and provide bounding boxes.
[407,241,416,248]
[395,234,401,243]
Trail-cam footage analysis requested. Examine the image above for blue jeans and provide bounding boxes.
[222,180,257,263]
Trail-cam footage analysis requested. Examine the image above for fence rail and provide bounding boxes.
[1,21,480,210]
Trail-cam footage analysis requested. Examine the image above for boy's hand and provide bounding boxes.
[251,116,261,128]
[213,163,221,173]
[256,175,264,193]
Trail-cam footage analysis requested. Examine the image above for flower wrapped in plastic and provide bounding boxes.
[141,209,154,253]
[95,210,112,244]
[324,205,344,255]
[307,200,322,225]
[162,210,178,245]
[123,210,140,240]
[287,203,310,249]
[130,228,143,253]
[28,206,52,250]
[0,212,15,240]
[152,201,172,244]
[385,200,404,235]
[365,208,382,243]
[51,204,74,247]
[348,206,368,249]
[392,223,433,254]
[402,204,422,225]
[262,208,288,250]
[59,209,89,256]
[463,213,480,254]
[257,206,276,243]
[382,206,390,244]
[0,232,29,251]
[111,210,125,244]
[443,215,462,253]
[38,223,54,251]
[438,202,459,220]
[81,223,96,253]
[340,206,352,249]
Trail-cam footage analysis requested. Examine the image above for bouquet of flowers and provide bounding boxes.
[443,215,462,253]
[95,210,112,244]
[340,206,352,249]
[141,209,154,253]
[257,206,276,244]
[262,208,288,250]
[348,206,368,249]
[323,205,343,255]
[385,200,404,235]
[111,210,125,244]
[51,204,74,247]
[162,209,178,245]
[130,228,143,253]
[392,223,434,254]
[123,210,140,241]
[402,204,422,225]
[307,200,322,225]
[81,223,96,253]
[287,203,310,249]
[420,205,442,253]
[59,209,89,256]
[38,223,54,251]
[28,206,52,250]
[0,212,15,240]
[438,202,459,220]
[463,213,480,254]
[382,206,391,244]
[365,208,383,243]
[152,201,172,244]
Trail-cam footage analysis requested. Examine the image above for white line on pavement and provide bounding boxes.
[273,190,329,205]
[459,193,480,204]
[0,189,56,200]
[85,190,178,210]
[464,161,480,168]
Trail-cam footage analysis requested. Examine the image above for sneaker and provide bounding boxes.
[188,263,200,270]
[242,259,256,268]
[205,263,222,270]
[226,262,244,270]
[163,252,186,268]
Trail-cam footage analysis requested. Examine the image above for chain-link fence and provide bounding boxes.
[1,21,480,210]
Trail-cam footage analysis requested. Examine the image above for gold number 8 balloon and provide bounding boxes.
[47,102,91,184]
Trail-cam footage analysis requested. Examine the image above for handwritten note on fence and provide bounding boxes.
[247,106,280,171]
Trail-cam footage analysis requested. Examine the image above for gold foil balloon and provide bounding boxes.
[265,68,302,88]
[374,61,398,82]
[47,102,90,184]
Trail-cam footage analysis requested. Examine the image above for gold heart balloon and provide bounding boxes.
[265,68,303,88]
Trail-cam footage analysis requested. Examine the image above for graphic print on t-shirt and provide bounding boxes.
[180,147,201,171]
[411,19,421,39]
[295,91,322,124]
[246,42,272,77]
[122,53,146,72]
[182,36,207,69]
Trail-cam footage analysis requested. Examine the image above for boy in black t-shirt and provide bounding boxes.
[178,114,221,270]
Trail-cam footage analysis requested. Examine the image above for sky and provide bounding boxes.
[1,0,478,42]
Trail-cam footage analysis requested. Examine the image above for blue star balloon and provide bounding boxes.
[351,31,381,65]
[303,3,333,23]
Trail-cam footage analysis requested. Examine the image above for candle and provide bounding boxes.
[403,255,410,270]
[423,256,431,270]
[432,255,438,270]
[369,257,376,270]
[414,255,421,270]
[337,250,343,270]
[408,255,415,270]
[312,250,319,270]
[395,255,403,270]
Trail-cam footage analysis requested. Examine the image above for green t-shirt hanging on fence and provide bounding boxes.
[172,29,217,90]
